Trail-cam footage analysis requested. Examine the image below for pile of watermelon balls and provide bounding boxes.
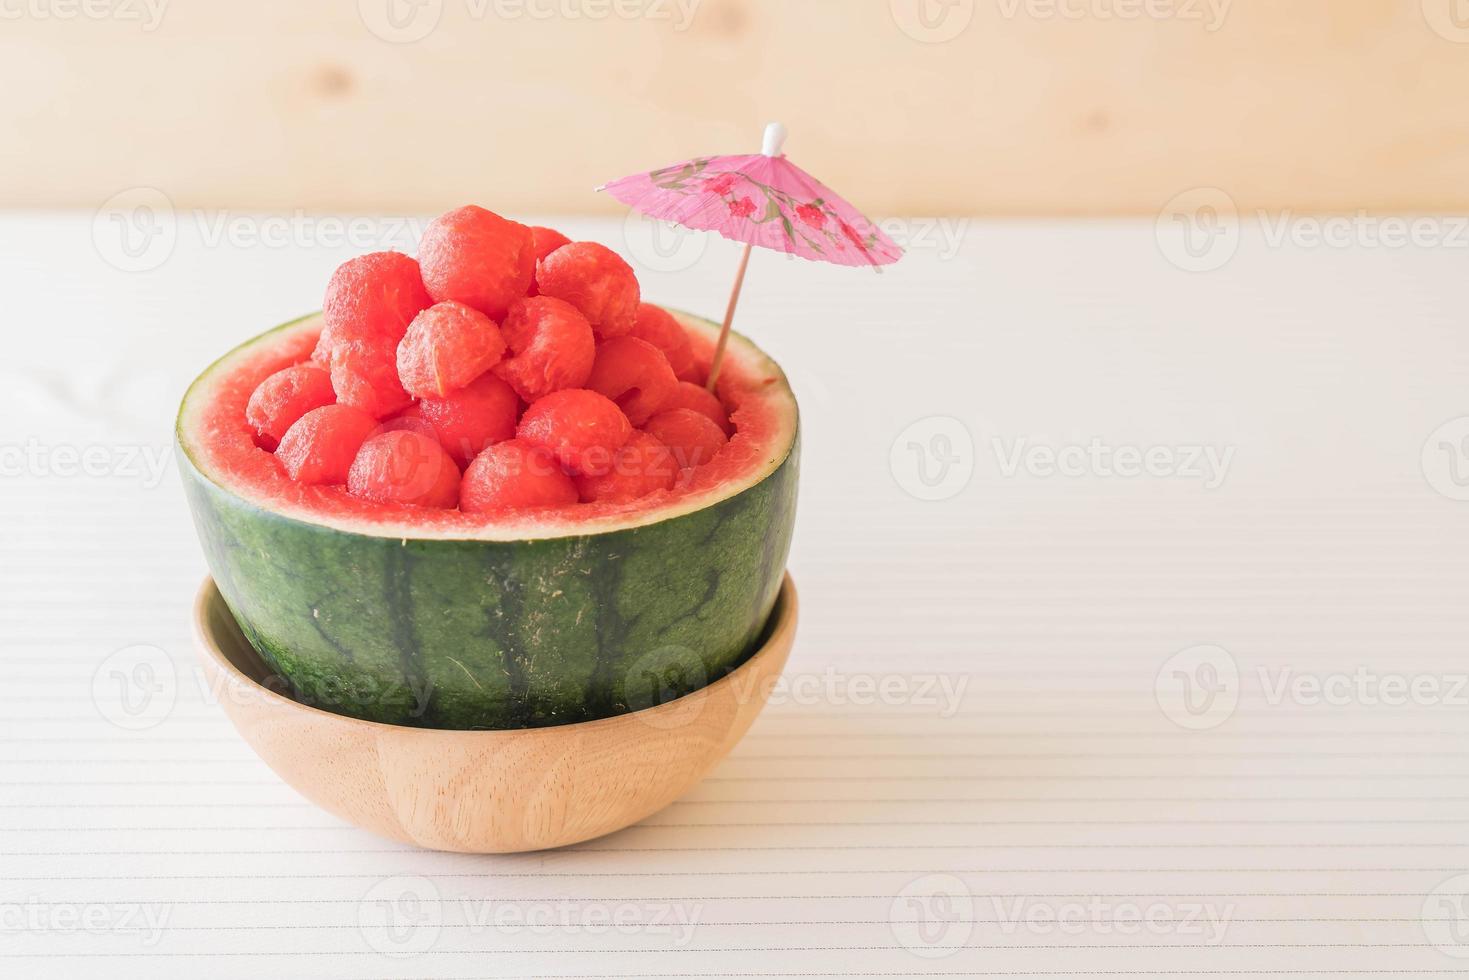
[245,206,734,514]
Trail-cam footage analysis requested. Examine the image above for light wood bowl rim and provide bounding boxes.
[192,572,798,736]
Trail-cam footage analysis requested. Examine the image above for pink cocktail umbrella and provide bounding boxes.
[599,122,902,390]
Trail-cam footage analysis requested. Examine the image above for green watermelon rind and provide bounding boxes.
[176,312,799,730]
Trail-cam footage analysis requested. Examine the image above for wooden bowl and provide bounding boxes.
[192,574,797,853]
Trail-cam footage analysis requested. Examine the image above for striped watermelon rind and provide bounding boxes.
[177,311,798,729]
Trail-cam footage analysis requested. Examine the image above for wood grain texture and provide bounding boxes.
[192,573,797,853]
[4,0,1469,214]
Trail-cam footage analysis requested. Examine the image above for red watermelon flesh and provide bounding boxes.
[185,305,791,533]
[661,381,731,435]
[347,429,461,509]
[643,408,728,471]
[275,404,380,485]
[494,296,596,402]
[328,339,413,420]
[517,388,632,476]
[630,303,698,382]
[417,373,521,467]
[245,363,336,447]
[529,226,572,263]
[585,336,678,427]
[460,438,579,514]
[525,227,571,298]
[535,241,640,339]
[572,431,678,504]
[396,301,507,399]
[316,251,431,359]
[418,206,535,320]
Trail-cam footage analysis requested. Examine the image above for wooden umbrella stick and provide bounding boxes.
[705,242,753,392]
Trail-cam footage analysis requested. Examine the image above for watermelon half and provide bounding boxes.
[177,310,798,729]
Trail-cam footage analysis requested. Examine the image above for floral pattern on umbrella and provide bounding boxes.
[600,124,902,390]
[604,154,902,268]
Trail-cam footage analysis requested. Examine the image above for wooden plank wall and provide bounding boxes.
[2,0,1467,214]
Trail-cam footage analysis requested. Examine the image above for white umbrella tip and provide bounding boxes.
[761,122,787,157]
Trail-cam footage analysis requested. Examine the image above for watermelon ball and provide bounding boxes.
[328,339,413,419]
[460,439,578,515]
[418,372,520,467]
[661,380,732,435]
[246,363,336,448]
[526,227,571,297]
[643,408,728,471]
[276,404,379,485]
[535,241,640,339]
[585,336,678,427]
[417,205,535,320]
[572,431,677,504]
[347,429,460,509]
[517,388,631,475]
[629,303,697,382]
[379,401,423,426]
[494,296,596,402]
[374,405,434,442]
[316,251,432,360]
[380,403,455,440]
[396,301,507,399]
[530,226,572,263]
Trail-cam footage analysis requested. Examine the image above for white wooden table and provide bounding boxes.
[3,211,1469,977]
